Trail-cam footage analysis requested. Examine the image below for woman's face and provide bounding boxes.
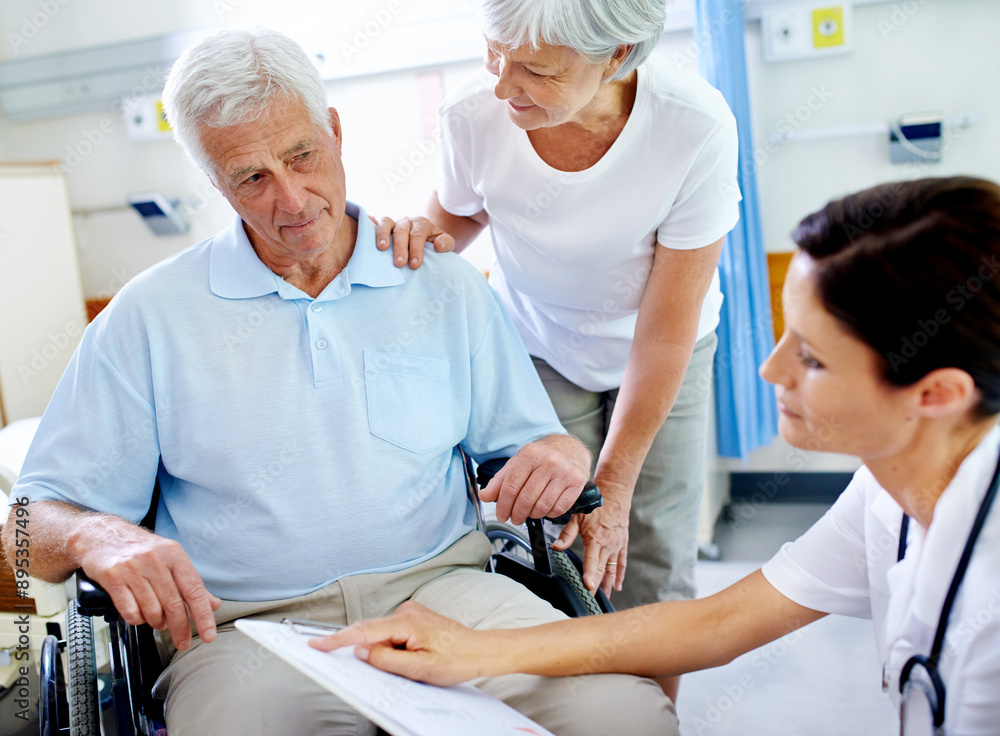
[759,253,919,460]
[484,39,619,130]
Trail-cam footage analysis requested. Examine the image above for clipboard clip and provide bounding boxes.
[280,618,347,636]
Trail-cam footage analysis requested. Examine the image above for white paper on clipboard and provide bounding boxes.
[235,619,555,736]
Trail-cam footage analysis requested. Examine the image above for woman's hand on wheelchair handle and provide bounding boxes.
[308,601,492,686]
[479,434,591,525]
[553,481,630,596]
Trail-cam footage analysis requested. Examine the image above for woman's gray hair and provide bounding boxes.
[162,27,331,177]
[481,0,666,80]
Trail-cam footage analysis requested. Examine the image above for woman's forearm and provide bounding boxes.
[484,570,824,680]
[424,191,487,252]
[595,339,694,500]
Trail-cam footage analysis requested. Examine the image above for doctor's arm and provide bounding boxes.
[1,500,219,649]
[311,568,826,686]
[555,237,724,594]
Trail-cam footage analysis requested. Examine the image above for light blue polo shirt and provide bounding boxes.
[13,203,565,600]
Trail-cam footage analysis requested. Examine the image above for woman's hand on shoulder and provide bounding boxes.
[372,215,455,269]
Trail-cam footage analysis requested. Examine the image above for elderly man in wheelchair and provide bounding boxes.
[1,28,677,736]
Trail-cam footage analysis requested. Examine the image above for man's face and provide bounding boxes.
[200,96,351,270]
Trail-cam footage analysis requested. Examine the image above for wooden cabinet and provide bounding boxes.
[0,163,86,426]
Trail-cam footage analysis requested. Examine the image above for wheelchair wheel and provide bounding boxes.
[485,521,603,616]
[38,634,63,736]
[65,602,101,736]
[486,520,533,564]
[549,547,602,616]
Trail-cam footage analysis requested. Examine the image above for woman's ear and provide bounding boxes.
[915,368,979,418]
[603,45,632,79]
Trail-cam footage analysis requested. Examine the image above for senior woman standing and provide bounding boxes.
[384,0,740,666]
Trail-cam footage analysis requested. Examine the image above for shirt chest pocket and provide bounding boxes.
[363,350,454,455]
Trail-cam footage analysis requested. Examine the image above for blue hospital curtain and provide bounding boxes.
[695,0,779,458]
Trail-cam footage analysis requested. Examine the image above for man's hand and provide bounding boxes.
[479,435,591,525]
[70,516,221,650]
[373,215,455,269]
[552,479,631,596]
[309,601,492,686]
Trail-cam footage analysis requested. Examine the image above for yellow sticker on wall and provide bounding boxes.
[156,100,172,132]
[813,6,845,49]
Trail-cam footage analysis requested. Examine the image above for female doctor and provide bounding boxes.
[317,176,1000,734]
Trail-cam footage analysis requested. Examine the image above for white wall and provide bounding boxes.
[0,0,996,469]
[746,0,1000,254]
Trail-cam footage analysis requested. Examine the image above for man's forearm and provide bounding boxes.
[2,500,123,583]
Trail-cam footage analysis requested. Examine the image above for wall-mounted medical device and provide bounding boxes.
[889,113,943,165]
[762,3,852,62]
[127,191,189,237]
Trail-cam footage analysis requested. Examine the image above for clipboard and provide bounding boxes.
[235,618,556,736]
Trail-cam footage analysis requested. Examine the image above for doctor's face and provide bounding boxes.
[759,253,919,461]
[200,97,351,270]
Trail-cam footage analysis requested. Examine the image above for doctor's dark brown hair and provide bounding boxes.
[792,176,1000,417]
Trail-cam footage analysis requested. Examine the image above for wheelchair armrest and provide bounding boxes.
[76,569,118,618]
[475,457,603,524]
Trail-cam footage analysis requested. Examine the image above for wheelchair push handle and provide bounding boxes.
[75,569,117,617]
[475,457,602,523]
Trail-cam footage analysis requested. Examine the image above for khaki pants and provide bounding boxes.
[153,532,678,736]
[533,332,717,608]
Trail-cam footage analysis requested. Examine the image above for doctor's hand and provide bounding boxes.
[479,434,592,526]
[373,215,454,269]
[308,601,496,686]
[70,515,221,650]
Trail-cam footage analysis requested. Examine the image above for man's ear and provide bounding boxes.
[915,368,979,418]
[328,107,343,153]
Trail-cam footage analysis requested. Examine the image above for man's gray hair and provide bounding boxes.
[481,0,666,80]
[162,27,331,176]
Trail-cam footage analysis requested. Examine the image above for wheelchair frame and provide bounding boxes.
[39,454,610,735]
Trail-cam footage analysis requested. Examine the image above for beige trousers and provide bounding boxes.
[153,532,678,736]
[533,332,718,608]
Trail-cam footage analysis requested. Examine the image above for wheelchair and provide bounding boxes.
[38,452,611,736]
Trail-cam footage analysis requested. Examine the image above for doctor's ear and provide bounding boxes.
[915,368,979,418]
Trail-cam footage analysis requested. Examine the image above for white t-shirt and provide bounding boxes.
[438,55,741,391]
[762,426,1000,734]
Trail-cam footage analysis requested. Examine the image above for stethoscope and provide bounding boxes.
[894,449,1000,733]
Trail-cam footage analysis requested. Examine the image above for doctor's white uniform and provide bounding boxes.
[762,426,1000,734]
